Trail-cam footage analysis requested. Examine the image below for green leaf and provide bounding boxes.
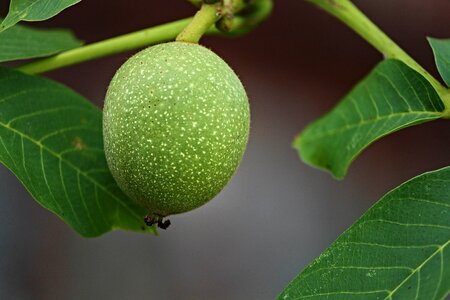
[429,38,450,87]
[0,0,81,32]
[0,67,156,237]
[279,166,450,300]
[0,23,82,62]
[295,59,445,179]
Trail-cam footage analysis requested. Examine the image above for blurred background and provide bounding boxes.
[1,0,449,299]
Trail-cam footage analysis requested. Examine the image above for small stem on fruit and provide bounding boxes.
[176,3,222,43]
[308,0,450,112]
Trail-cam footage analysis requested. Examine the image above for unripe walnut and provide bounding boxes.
[103,42,249,218]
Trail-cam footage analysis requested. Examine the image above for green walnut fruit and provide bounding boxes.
[103,41,250,218]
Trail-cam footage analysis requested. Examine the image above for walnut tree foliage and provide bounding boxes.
[0,1,449,299]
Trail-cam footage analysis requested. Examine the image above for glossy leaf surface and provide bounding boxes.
[295,59,445,179]
[0,67,155,237]
[429,38,450,87]
[1,0,80,32]
[0,22,82,62]
[279,166,450,300]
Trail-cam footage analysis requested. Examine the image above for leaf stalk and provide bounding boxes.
[308,0,450,112]
[16,1,271,75]
[17,18,192,74]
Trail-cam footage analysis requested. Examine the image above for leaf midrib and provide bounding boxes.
[287,239,449,300]
[0,120,141,220]
[1,0,82,32]
[302,110,441,141]
[7,0,40,20]
[385,239,449,299]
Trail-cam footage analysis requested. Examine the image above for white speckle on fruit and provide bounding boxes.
[103,42,250,216]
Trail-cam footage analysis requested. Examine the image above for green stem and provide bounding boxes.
[16,15,254,75]
[308,0,450,112]
[16,1,271,75]
[17,18,193,74]
[176,4,221,43]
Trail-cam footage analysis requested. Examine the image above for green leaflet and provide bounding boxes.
[295,59,445,179]
[0,67,156,237]
[0,0,81,32]
[0,22,82,62]
[429,38,450,87]
[279,166,450,300]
